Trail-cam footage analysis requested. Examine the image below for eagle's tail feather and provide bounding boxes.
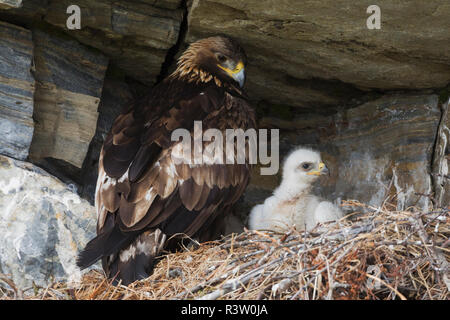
[107,251,152,286]
[104,229,167,286]
[76,221,135,270]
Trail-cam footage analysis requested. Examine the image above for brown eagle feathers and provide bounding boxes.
[77,36,256,285]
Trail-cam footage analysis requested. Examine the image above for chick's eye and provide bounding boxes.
[301,163,310,170]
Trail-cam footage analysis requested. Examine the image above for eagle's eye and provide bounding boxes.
[216,53,227,63]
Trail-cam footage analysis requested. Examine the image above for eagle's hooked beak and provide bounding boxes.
[218,61,245,88]
[306,162,329,176]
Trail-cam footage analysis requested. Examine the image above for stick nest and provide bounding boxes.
[1,201,449,300]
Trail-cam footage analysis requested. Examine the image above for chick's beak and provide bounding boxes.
[306,162,329,176]
[319,163,329,176]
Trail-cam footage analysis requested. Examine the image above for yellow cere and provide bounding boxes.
[306,162,325,176]
[218,61,244,75]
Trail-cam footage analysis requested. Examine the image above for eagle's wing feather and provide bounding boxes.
[91,80,251,243]
[78,80,255,286]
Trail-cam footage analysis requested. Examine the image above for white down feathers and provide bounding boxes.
[248,148,343,232]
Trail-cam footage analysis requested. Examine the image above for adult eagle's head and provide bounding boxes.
[172,36,247,88]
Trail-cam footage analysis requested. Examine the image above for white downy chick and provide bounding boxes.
[248,148,343,232]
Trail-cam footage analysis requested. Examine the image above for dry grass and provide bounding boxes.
[1,200,449,300]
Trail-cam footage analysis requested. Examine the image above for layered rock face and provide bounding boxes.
[251,94,445,215]
[320,94,440,210]
[0,0,22,10]
[0,21,34,161]
[0,0,184,85]
[42,0,183,85]
[0,0,449,289]
[186,0,450,110]
[432,99,450,207]
[28,29,108,168]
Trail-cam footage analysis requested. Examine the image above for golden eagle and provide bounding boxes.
[77,36,256,285]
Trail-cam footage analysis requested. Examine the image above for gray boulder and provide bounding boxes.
[0,155,97,291]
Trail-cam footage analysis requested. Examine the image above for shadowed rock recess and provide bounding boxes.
[0,0,449,289]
